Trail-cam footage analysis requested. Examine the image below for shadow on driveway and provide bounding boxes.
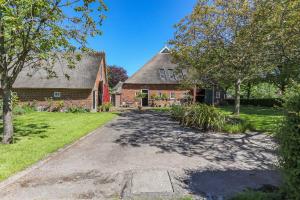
[111,110,281,197]
[112,110,277,169]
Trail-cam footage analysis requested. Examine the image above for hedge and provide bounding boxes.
[223,98,283,107]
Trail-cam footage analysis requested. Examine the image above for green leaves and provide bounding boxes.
[277,84,300,199]
[0,0,107,85]
[171,104,225,131]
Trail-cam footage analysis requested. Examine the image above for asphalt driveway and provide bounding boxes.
[0,110,281,199]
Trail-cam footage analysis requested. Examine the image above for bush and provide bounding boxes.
[67,106,89,113]
[223,98,283,107]
[98,103,112,112]
[171,105,186,121]
[13,106,26,115]
[277,84,300,200]
[171,104,225,131]
[51,101,65,112]
[223,116,255,133]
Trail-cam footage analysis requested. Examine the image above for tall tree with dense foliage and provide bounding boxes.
[170,0,273,115]
[108,65,128,88]
[0,0,107,144]
[263,0,300,94]
[277,84,300,199]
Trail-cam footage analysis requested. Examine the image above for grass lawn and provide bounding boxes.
[219,106,284,134]
[151,105,284,134]
[0,112,117,181]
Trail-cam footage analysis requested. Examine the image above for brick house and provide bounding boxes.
[7,52,110,111]
[113,47,224,107]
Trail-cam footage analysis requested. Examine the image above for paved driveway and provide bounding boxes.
[0,110,280,199]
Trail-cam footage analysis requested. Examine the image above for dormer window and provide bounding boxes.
[168,69,176,80]
[159,69,166,80]
[160,47,170,54]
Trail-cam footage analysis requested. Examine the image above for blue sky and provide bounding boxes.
[87,0,197,76]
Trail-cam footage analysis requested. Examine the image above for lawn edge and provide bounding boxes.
[0,116,118,190]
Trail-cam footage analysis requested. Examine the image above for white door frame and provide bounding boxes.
[141,89,149,107]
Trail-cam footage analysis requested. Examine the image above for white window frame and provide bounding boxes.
[53,92,61,98]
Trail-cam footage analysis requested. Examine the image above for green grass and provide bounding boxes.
[151,105,284,134]
[219,106,284,134]
[149,107,172,112]
[0,112,117,181]
[230,190,282,200]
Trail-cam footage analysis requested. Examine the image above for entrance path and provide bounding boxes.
[0,111,281,199]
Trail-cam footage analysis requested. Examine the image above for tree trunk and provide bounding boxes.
[2,86,14,144]
[234,79,241,116]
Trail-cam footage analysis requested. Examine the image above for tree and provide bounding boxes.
[0,0,107,144]
[170,0,273,115]
[262,0,300,94]
[107,65,128,88]
[277,84,300,199]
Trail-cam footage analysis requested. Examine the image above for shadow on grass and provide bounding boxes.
[0,121,51,143]
[179,169,281,198]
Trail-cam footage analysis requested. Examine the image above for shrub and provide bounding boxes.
[277,84,300,199]
[172,104,225,131]
[67,106,89,113]
[98,103,112,112]
[45,97,53,111]
[223,116,255,133]
[21,103,36,112]
[161,93,168,100]
[51,101,65,112]
[171,105,186,121]
[13,106,26,115]
[223,98,283,107]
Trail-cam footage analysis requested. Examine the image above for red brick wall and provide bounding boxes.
[120,84,189,106]
[12,88,93,109]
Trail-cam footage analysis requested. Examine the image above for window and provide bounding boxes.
[216,91,221,99]
[160,47,170,54]
[53,92,61,98]
[159,69,166,80]
[168,69,176,80]
[170,92,176,99]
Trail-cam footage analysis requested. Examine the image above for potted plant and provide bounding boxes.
[161,93,168,107]
[134,92,146,111]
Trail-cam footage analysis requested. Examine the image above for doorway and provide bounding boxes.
[141,89,149,107]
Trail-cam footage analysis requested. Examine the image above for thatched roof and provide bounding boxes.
[125,47,181,84]
[12,53,104,89]
[111,81,123,94]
